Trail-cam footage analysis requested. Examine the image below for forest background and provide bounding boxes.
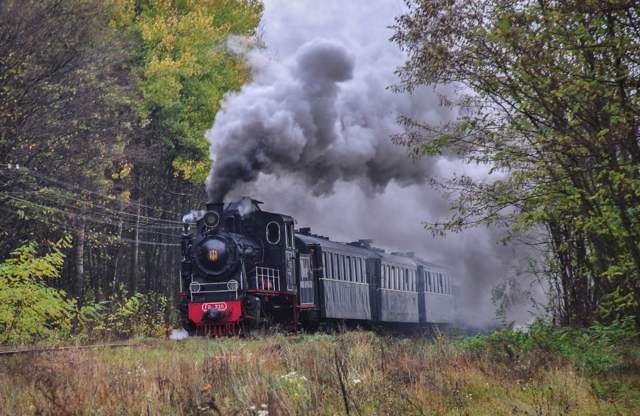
[0,0,262,342]
[1,0,640,344]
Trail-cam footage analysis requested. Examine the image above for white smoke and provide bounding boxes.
[169,328,189,341]
[204,0,544,326]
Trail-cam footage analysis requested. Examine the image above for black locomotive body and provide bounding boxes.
[180,197,457,336]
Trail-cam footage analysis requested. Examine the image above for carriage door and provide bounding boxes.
[299,255,314,304]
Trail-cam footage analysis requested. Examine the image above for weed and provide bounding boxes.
[0,330,638,415]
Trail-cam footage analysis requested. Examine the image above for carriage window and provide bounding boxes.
[266,222,280,245]
[384,266,391,289]
[343,256,348,281]
[427,271,432,292]
[384,265,388,288]
[438,273,443,293]
[383,265,388,288]
[284,223,294,248]
[352,258,357,282]
[351,257,356,282]
[322,253,327,278]
[383,265,387,288]
[403,269,408,291]
[360,259,365,283]
[351,258,356,282]
[356,258,362,282]
[346,256,352,281]
[395,267,399,290]
[331,253,337,279]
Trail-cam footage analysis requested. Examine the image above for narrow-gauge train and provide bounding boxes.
[179,197,457,336]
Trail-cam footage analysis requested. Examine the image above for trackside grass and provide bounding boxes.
[0,331,638,415]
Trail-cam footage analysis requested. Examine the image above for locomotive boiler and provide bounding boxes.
[179,197,458,336]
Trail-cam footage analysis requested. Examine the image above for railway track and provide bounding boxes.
[0,341,144,357]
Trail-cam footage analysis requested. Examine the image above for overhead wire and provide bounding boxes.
[0,165,189,220]
[2,188,184,230]
[0,167,195,231]
[0,203,181,248]
[0,192,182,241]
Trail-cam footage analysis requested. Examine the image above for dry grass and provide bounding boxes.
[0,332,638,415]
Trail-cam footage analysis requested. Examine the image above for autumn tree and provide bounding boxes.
[393,0,640,325]
[0,0,142,296]
[110,0,263,183]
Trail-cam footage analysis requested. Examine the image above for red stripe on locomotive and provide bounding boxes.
[188,300,242,325]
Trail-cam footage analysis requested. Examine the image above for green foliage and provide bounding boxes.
[458,319,639,375]
[79,285,170,339]
[394,0,640,325]
[0,237,75,345]
[110,0,262,183]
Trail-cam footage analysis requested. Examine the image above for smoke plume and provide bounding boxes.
[205,2,456,202]
[205,0,543,326]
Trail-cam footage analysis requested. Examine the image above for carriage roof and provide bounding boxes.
[295,233,377,258]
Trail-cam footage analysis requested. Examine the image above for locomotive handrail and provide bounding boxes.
[253,266,281,291]
[190,281,238,301]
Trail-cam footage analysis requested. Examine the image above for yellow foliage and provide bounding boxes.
[108,0,262,184]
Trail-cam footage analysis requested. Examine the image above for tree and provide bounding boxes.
[110,0,263,183]
[393,0,640,325]
[0,0,141,296]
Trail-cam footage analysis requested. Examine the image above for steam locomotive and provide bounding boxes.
[179,197,458,336]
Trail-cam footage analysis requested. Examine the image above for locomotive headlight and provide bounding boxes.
[227,280,239,291]
[189,281,201,293]
[203,211,219,227]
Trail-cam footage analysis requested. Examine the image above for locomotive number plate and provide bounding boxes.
[201,302,228,312]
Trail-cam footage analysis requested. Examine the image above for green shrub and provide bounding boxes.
[79,285,170,340]
[457,319,639,375]
[0,236,75,345]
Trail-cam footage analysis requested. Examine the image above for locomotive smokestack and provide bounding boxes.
[204,201,224,228]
